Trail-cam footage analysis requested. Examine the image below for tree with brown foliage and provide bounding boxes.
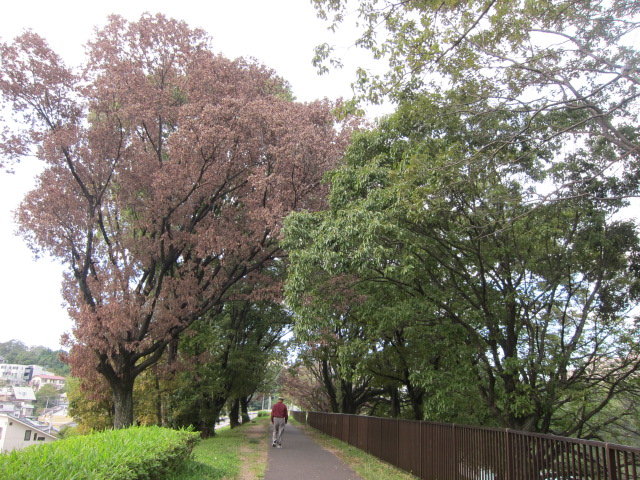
[280,364,334,413]
[0,13,354,428]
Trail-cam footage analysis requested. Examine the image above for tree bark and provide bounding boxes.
[154,367,164,426]
[229,398,241,428]
[241,396,251,424]
[389,386,401,418]
[340,380,356,414]
[321,359,340,413]
[200,394,227,438]
[406,383,424,420]
[111,377,135,429]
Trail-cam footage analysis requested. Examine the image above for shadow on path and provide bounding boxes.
[264,423,362,480]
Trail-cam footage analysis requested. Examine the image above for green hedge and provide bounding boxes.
[0,425,200,480]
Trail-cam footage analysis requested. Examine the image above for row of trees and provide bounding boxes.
[2,2,640,446]
[0,14,353,428]
[277,0,640,446]
[282,96,640,444]
[65,299,288,436]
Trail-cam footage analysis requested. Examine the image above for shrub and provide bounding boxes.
[0,425,200,480]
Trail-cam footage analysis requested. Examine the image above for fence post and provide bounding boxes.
[397,418,400,471]
[506,429,514,480]
[453,423,457,480]
[418,419,422,479]
[607,444,618,480]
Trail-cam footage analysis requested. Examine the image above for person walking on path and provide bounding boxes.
[271,396,288,448]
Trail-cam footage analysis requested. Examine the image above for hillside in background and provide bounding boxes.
[0,340,69,376]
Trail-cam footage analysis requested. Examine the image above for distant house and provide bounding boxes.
[11,386,36,402]
[30,374,66,392]
[38,405,75,430]
[10,386,37,417]
[0,413,56,452]
[0,402,18,416]
[0,364,47,386]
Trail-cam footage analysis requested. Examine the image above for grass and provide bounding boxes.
[167,417,269,480]
[0,426,199,480]
[168,415,416,480]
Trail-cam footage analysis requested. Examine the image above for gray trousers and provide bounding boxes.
[272,417,286,445]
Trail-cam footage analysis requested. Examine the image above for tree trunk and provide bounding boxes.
[241,396,251,424]
[111,377,135,429]
[229,398,241,428]
[154,367,164,426]
[406,383,424,420]
[321,359,339,413]
[340,380,358,414]
[389,386,401,418]
[200,394,227,438]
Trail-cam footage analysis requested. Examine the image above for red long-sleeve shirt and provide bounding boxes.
[271,401,288,423]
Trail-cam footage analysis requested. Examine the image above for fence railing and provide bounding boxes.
[292,411,640,480]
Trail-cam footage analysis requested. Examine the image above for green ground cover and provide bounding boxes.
[0,426,199,480]
[0,414,415,480]
[168,417,269,480]
[170,415,415,480]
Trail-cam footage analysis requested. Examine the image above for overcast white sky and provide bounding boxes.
[0,0,382,350]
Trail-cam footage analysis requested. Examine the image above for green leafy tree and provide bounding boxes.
[166,299,290,436]
[293,322,386,415]
[313,0,640,203]
[132,360,182,427]
[284,94,640,436]
[65,376,113,433]
[285,272,484,421]
[0,341,29,363]
[0,341,69,375]
[224,300,291,428]
[34,383,63,413]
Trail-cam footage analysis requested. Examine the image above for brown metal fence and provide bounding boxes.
[292,411,640,480]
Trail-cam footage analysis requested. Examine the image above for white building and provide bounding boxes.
[0,413,56,452]
[0,364,47,386]
[30,374,66,392]
[11,386,36,417]
[0,402,18,416]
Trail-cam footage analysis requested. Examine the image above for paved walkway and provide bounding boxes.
[264,422,363,480]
